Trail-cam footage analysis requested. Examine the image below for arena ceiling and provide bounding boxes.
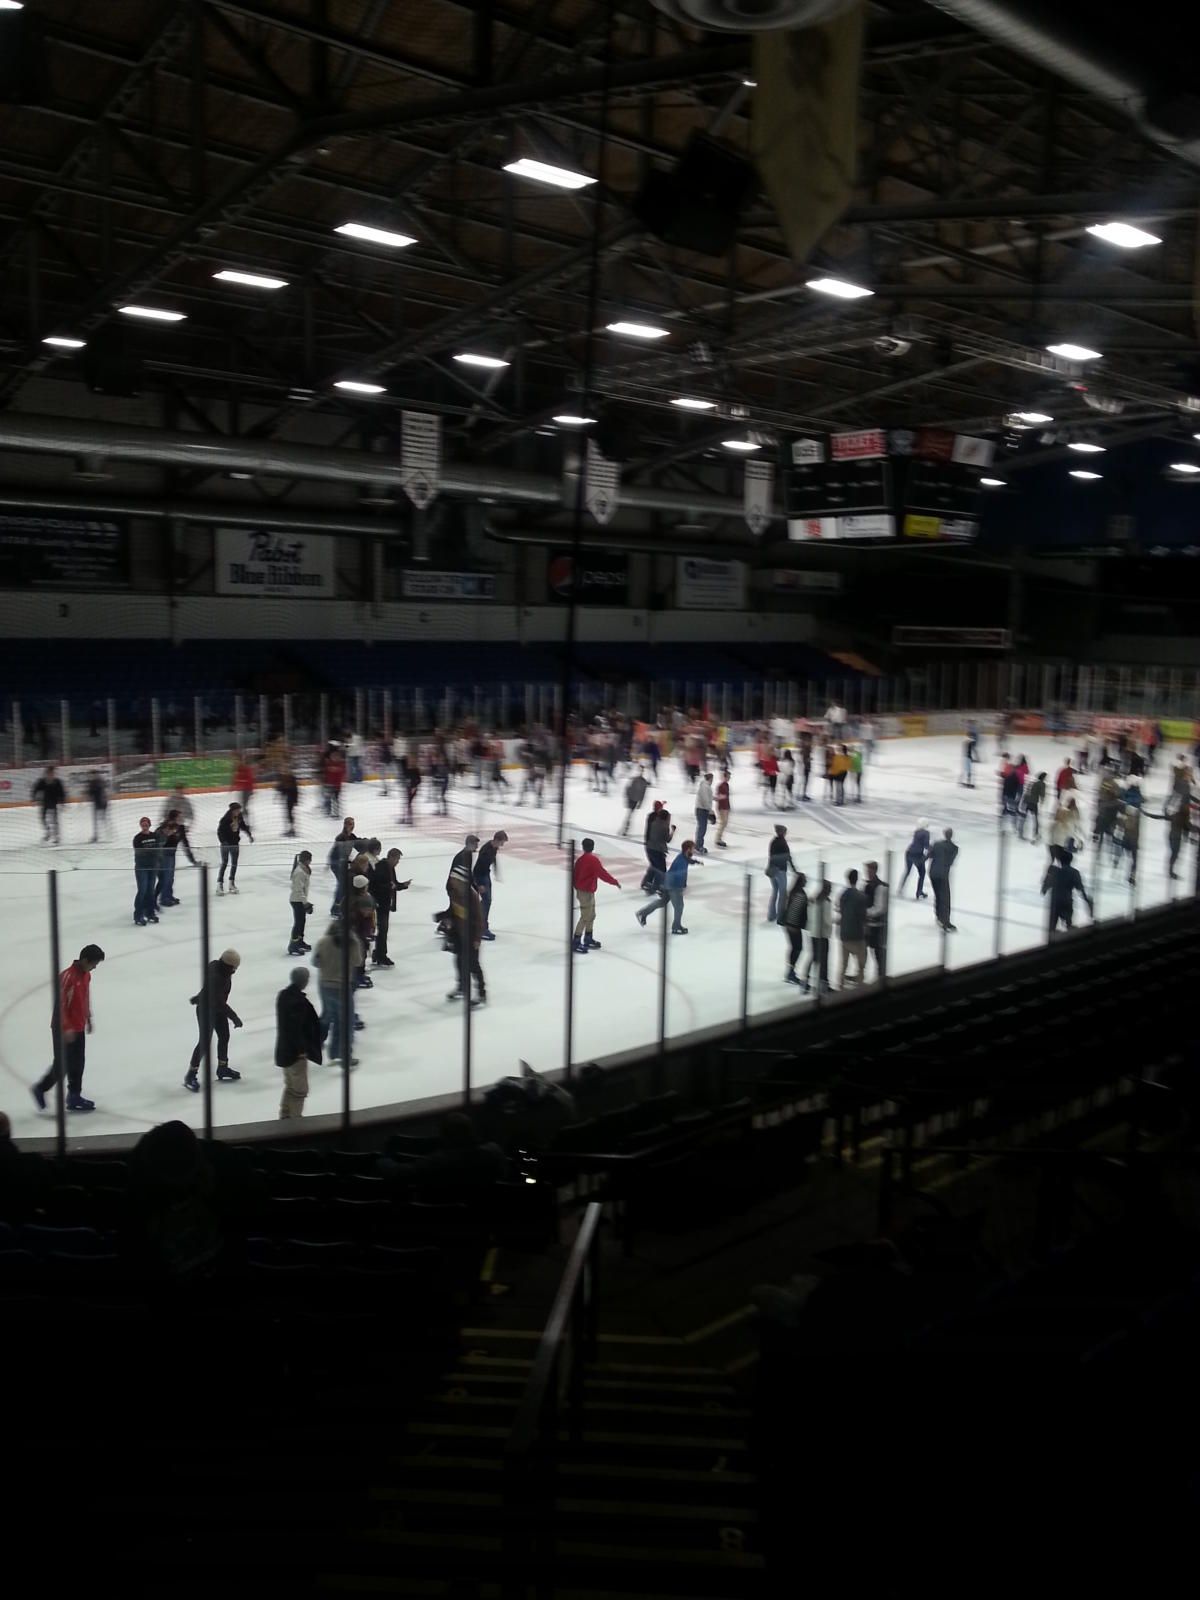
[1,0,1199,510]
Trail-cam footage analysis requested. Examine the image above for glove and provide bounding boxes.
[232,1017,243,1029]
[305,903,314,914]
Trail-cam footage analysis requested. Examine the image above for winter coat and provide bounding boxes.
[217,809,252,846]
[808,897,833,940]
[781,883,808,930]
[313,928,363,986]
[275,985,322,1067]
[290,862,312,903]
[928,838,958,878]
[837,887,867,941]
[192,959,241,1025]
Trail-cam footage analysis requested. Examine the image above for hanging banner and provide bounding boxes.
[585,439,620,525]
[744,459,774,535]
[676,557,747,609]
[401,411,442,509]
[214,528,336,597]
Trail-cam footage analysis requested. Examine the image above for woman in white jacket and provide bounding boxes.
[288,851,314,956]
[801,879,833,995]
[1049,797,1081,860]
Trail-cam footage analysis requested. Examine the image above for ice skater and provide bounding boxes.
[899,821,931,899]
[636,839,698,935]
[86,770,109,842]
[132,816,161,926]
[369,848,407,968]
[447,862,487,1006]
[714,766,731,847]
[277,767,299,836]
[800,881,833,994]
[928,828,959,931]
[31,944,106,1115]
[1021,772,1047,842]
[782,871,808,986]
[620,765,649,836]
[765,825,795,923]
[314,920,362,1062]
[962,722,978,787]
[641,802,674,893]
[863,860,888,981]
[329,816,363,914]
[779,750,795,809]
[798,731,814,802]
[155,811,196,909]
[572,837,620,954]
[836,870,867,988]
[276,967,322,1120]
[694,769,714,854]
[472,831,507,942]
[185,949,243,1092]
[216,801,253,895]
[1042,846,1093,934]
[32,764,65,843]
[288,850,314,955]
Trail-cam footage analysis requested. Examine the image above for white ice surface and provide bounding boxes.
[0,735,1189,1146]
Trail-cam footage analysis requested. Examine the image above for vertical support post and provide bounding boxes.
[199,862,213,1140]
[60,698,70,764]
[884,845,894,987]
[283,693,293,752]
[151,698,162,761]
[382,688,392,745]
[341,862,353,1131]
[318,693,328,751]
[564,839,576,1080]
[48,870,66,1162]
[258,693,268,751]
[193,695,203,755]
[12,700,21,767]
[234,694,244,756]
[106,697,117,773]
[994,826,1007,959]
[525,683,535,728]
[1091,834,1102,928]
[461,851,474,1107]
[657,888,668,1066]
[940,915,949,971]
[815,858,826,1008]
[740,872,752,1027]
[355,686,365,740]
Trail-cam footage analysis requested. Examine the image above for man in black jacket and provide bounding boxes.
[185,949,243,1092]
[32,765,65,843]
[132,816,161,926]
[899,820,931,899]
[928,828,959,931]
[641,803,673,893]
[275,968,322,1118]
[154,810,196,909]
[472,831,507,942]
[370,848,409,968]
[216,803,253,895]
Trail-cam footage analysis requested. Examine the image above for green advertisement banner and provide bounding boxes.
[156,756,236,789]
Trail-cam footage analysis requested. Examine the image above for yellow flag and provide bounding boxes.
[751,4,864,266]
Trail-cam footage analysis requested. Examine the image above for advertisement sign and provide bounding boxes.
[401,570,496,600]
[787,429,892,528]
[788,514,894,541]
[898,715,928,738]
[156,756,236,790]
[901,514,978,542]
[771,569,844,592]
[831,428,887,460]
[548,551,629,605]
[676,557,747,609]
[0,512,129,588]
[892,625,1011,649]
[791,437,825,465]
[0,762,114,805]
[214,528,336,598]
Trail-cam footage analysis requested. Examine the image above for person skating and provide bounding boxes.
[86,769,109,842]
[472,831,508,942]
[782,871,808,986]
[850,745,864,803]
[349,873,376,988]
[447,863,487,1006]
[620,765,649,837]
[800,881,833,994]
[154,810,196,909]
[760,745,779,807]
[694,769,714,854]
[636,839,698,934]
[1021,772,1047,842]
[863,860,888,981]
[962,721,978,787]
[765,824,795,923]
[836,870,868,988]
[132,817,161,926]
[288,851,314,955]
[798,731,814,801]
[1050,796,1081,862]
[370,848,409,967]
[276,967,322,1119]
[714,766,732,846]
[185,949,243,1092]
[572,837,620,953]
[313,921,362,1061]
[999,753,1023,829]
[164,784,194,827]
[779,750,795,809]
[641,802,674,893]
[329,816,363,914]
[31,944,106,1114]
[928,828,959,931]
[899,821,931,899]
[216,802,253,894]
[830,744,850,807]
[1042,846,1093,934]
[32,764,65,843]
[277,767,299,836]
[1055,757,1077,799]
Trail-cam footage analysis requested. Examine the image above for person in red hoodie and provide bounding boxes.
[1055,758,1076,797]
[572,837,621,953]
[233,755,256,822]
[31,944,106,1114]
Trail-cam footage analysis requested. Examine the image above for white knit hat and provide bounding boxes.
[352,873,369,888]
[220,949,241,968]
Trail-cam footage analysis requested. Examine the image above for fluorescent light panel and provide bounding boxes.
[980,477,1007,487]
[334,380,386,394]
[552,413,595,426]
[503,157,594,190]
[806,276,874,300]
[1170,462,1200,473]
[722,438,760,452]
[1011,410,1053,424]
[672,397,717,411]
[42,336,85,349]
[213,269,289,289]
[1067,441,1106,453]
[1047,342,1102,361]
[118,305,186,322]
[453,352,510,369]
[606,320,669,339]
[335,222,416,248]
[1087,221,1161,249]
[1069,469,1102,479]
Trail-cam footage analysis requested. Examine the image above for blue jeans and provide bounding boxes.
[694,809,709,851]
[640,886,685,931]
[156,854,176,905]
[766,865,787,922]
[475,879,492,932]
[134,866,157,920]
[319,984,355,1060]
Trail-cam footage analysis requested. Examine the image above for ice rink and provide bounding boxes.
[1,733,1192,1146]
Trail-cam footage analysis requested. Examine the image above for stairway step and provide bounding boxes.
[357,1527,765,1571]
[372,1484,757,1526]
[442,1370,738,1400]
[388,1453,757,1493]
[403,1420,749,1462]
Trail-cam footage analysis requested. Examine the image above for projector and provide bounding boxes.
[650,0,856,28]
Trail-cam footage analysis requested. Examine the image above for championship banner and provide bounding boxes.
[744,459,774,535]
[401,412,442,509]
[585,440,620,525]
[214,528,336,597]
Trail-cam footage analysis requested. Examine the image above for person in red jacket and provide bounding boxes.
[233,755,257,822]
[1055,758,1076,797]
[31,944,106,1114]
[572,837,620,953]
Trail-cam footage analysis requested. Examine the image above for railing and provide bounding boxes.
[504,1200,602,1599]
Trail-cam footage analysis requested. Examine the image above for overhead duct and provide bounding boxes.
[0,415,764,523]
[925,1,1200,170]
[0,491,394,537]
[650,0,856,27]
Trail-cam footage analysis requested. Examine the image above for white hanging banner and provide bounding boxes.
[401,411,442,509]
[585,439,620,525]
[744,459,774,534]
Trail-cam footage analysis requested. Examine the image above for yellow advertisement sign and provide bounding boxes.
[899,714,928,738]
[1161,719,1197,741]
[903,514,940,539]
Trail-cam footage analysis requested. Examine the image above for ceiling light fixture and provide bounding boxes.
[42,336,86,349]
[334,222,417,248]
[552,413,596,426]
[213,269,289,289]
[0,3,26,10]
[453,352,510,369]
[1067,441,1106,454]
[334,380,386,395]
[980,477,1007,487]
[742,78,757,88]
[1069,469,1102,480]
[503,157,594,190]
[722,438,761,453]
[1086,221,1161,249]
[672,397,717,411]
[606,320,669,340]
[1169,461,1200,474]
[1047,342,1102,361]
[806,276,874,300]
[118,305,186,322]
[1010,410,1053,425]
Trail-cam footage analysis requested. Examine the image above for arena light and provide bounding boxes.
[806,276,874,300]
[1010,410,1053,425]
[1169,461,1200,473]
[1069,468,1102,480]
[119,304,186,322]
[1067,441,1106,454]
[0,3,25,10]
[213,269,289,290]
[334,379,386,395]
[980,477,1007,487]
[1047,342,1102,361]
[42,335,85,349]
[606,320,670,340]
[453,352,510,369]
[1086,220,1161,249]
[672,396,717,411]
[721,437,761,452]
[334,222,417,248]
[503,157,594,190]
[552,413,596,426]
